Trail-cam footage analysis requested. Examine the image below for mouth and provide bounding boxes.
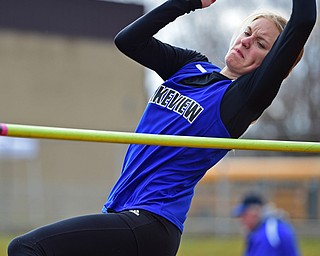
[233,48,244,58]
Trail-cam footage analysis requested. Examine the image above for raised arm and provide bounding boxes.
[221,0,317,138]
[114,0,209,80]
[244,0,316,110]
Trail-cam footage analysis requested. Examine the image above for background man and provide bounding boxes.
[233,193,300,256]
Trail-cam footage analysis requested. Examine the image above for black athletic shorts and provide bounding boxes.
[8,210,181,256]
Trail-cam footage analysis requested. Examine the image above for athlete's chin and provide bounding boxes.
[224,62,246,77]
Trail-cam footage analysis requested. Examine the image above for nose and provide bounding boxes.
[241,36,252,49]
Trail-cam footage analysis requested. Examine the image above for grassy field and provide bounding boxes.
[177,236,320,256]
[0,235,11,256]
[1,234,319,255]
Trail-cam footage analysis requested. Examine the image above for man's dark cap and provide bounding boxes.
[232,193,265,217]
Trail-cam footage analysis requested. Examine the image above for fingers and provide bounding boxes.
[201,0,216,8]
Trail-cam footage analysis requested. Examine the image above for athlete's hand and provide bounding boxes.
[201,0,216,8]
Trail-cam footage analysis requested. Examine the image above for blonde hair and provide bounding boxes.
[230,10,304,78]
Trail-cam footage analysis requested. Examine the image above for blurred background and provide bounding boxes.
[0,0,319,254]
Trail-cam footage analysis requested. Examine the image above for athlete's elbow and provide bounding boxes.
[114,30,127,52]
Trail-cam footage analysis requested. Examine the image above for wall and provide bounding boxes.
[0,0,146,231]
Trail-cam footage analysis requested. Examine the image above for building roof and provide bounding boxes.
[0,0,144,40]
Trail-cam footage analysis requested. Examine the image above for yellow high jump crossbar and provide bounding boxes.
[1,123,320,153]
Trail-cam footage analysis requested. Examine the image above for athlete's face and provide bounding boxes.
[222,17,280,79]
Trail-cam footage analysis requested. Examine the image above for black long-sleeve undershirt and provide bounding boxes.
[115,0,316,138]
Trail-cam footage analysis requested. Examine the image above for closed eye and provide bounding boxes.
[257,41,266,49]
[244,31,251,36]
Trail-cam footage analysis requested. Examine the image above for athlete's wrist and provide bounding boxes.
[187,0,202,10]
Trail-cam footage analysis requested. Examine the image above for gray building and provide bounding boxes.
[0,0,145,231]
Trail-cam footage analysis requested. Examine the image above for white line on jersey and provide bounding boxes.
[129,209,140,216]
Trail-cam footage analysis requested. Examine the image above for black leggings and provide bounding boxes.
[8,210,181,256]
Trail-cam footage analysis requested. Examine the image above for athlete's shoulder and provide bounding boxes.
[170,61,221,79]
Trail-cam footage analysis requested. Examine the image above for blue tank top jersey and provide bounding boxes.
[103,62,232,232]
